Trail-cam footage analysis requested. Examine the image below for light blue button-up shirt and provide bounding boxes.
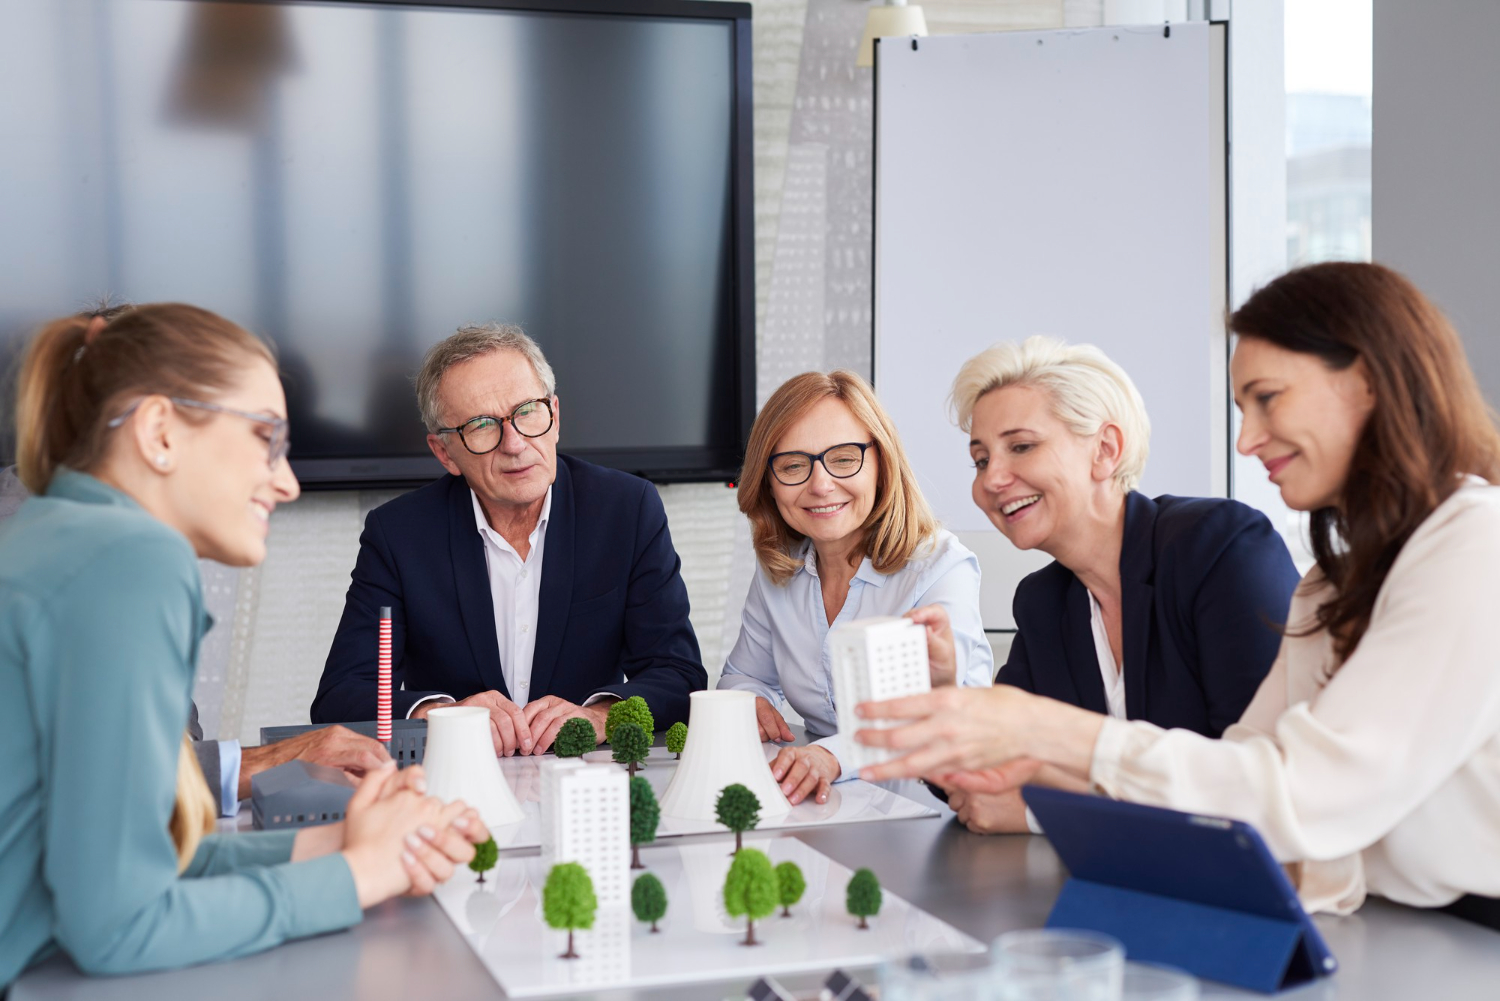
[718,529,993,776]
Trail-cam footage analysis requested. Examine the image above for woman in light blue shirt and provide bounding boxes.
[718,371,992,805]
[0,304,486,988]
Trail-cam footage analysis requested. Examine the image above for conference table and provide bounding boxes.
[13,778,1500,1000]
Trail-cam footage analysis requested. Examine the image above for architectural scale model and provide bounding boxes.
[658,690,791,822]
[631,872,667,932]
[542,862,597,960]
[665,722,688,758]
[554,716,596,758]
[539,759,630,906]
[722,847,778,946]
[846,868,883,929]
[776,861,805,917]
[605,695,655,744]
[469,836,499,883]
[828,617,932,772]
[629,776,660,869]
[424,705,526,828]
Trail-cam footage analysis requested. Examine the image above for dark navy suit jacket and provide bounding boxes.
[311,455,706,726]
[998,492,1299,737]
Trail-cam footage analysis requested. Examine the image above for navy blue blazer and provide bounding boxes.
[998,492,1299,737]
[311,455,706,726]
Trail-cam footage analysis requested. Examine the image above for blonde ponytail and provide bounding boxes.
[14,315,93,493]
[11,303,274,494]
[170,733,218,872]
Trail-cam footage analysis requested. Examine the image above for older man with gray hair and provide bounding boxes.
[313,323,706,753]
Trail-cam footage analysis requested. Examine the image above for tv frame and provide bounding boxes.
[164,0,757,490]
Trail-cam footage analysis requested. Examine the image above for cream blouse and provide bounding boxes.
[1089,478,1500,914]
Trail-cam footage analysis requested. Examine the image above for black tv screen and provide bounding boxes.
[0,0,754,486]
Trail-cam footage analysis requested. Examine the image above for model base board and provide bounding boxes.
[480,746,937,852]
[433,835,983,998]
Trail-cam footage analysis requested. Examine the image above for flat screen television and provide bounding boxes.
[0,0,754,487]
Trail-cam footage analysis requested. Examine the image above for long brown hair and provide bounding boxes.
[1230,263,1500,661]
[12,302,274,866]
[738,371,939,584]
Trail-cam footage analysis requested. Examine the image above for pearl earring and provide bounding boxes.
[155,454,169,468]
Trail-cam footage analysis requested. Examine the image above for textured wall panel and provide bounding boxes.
[226,493,365,744]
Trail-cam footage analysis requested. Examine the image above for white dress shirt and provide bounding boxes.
[1087,590,1127,720]
[473,486,551,706]
[718,529,993,777]
[1090,478,1500,913]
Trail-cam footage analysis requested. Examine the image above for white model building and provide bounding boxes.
[829,616,932,773]
[538,759,630,906]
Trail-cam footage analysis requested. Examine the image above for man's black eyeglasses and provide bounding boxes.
[436,398,554,455]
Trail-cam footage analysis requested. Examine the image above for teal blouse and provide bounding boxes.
[0,470,360,987]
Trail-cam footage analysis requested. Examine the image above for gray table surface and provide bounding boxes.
[13,778,1500,1000]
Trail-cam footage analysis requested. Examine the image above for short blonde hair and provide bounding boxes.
[739,371,939,584]
[950,336,1151,493]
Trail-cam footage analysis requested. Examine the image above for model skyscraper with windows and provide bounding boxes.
[829,616,931,772]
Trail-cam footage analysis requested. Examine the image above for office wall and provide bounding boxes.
[190,0,1103,745]
[1372,1,1500,405]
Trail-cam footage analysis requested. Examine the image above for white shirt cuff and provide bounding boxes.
[1024,805,1044,835]
[581,692,621,708]
[407,694,455,719]
[218,739,242,818]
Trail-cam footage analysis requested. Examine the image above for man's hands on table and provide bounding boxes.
[239,724,391,800]
[411,690,615,756]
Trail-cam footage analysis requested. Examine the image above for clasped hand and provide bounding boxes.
[414,691,611,756]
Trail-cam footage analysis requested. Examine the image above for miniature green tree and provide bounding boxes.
[542,862,597,960]
[611,722,651,778]
[629,776,660,869]
[715,783,761,854]
[554,716,596,758]
[605,695,656,745]
[631,872,668,933]
[846,868,882,929]
[468,836,499,884]
[665,721,688,758]
[722,847,778,946]
[775,861,806,917]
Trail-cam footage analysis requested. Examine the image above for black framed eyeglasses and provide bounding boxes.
[436,398,554,455]
[107,397,291,468]
[767,441,875,486]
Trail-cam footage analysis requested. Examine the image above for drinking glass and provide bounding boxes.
[992,929,1125,1001]
[878,956,998,1001]
[1121,964,1199,1001]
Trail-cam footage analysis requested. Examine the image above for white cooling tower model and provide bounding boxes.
[657,690,792,822]
[829,616,932,773]
[539,759,630,906]
[422,705,526,828]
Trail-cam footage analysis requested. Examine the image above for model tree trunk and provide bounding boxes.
[782,904,791,917]
[858,914,868,930]
[743,917,757,947]
[735,830,742,854]
[651,919,660,933]
[561,929,578,960]
[631,844,643,870]
[477,872,486,884]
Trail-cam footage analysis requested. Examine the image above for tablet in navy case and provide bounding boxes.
[1023,787,1338,993]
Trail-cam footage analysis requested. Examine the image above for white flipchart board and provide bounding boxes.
[874,23,1228,630]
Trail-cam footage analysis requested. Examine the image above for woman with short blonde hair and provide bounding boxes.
[901,335,1298,834]
[719,370,992,806]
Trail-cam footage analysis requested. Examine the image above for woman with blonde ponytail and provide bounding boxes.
[0,304,490,988]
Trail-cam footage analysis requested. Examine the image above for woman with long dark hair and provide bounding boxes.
[855,263,1500,925]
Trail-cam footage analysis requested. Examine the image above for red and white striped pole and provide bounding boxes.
[377,606,393,745]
